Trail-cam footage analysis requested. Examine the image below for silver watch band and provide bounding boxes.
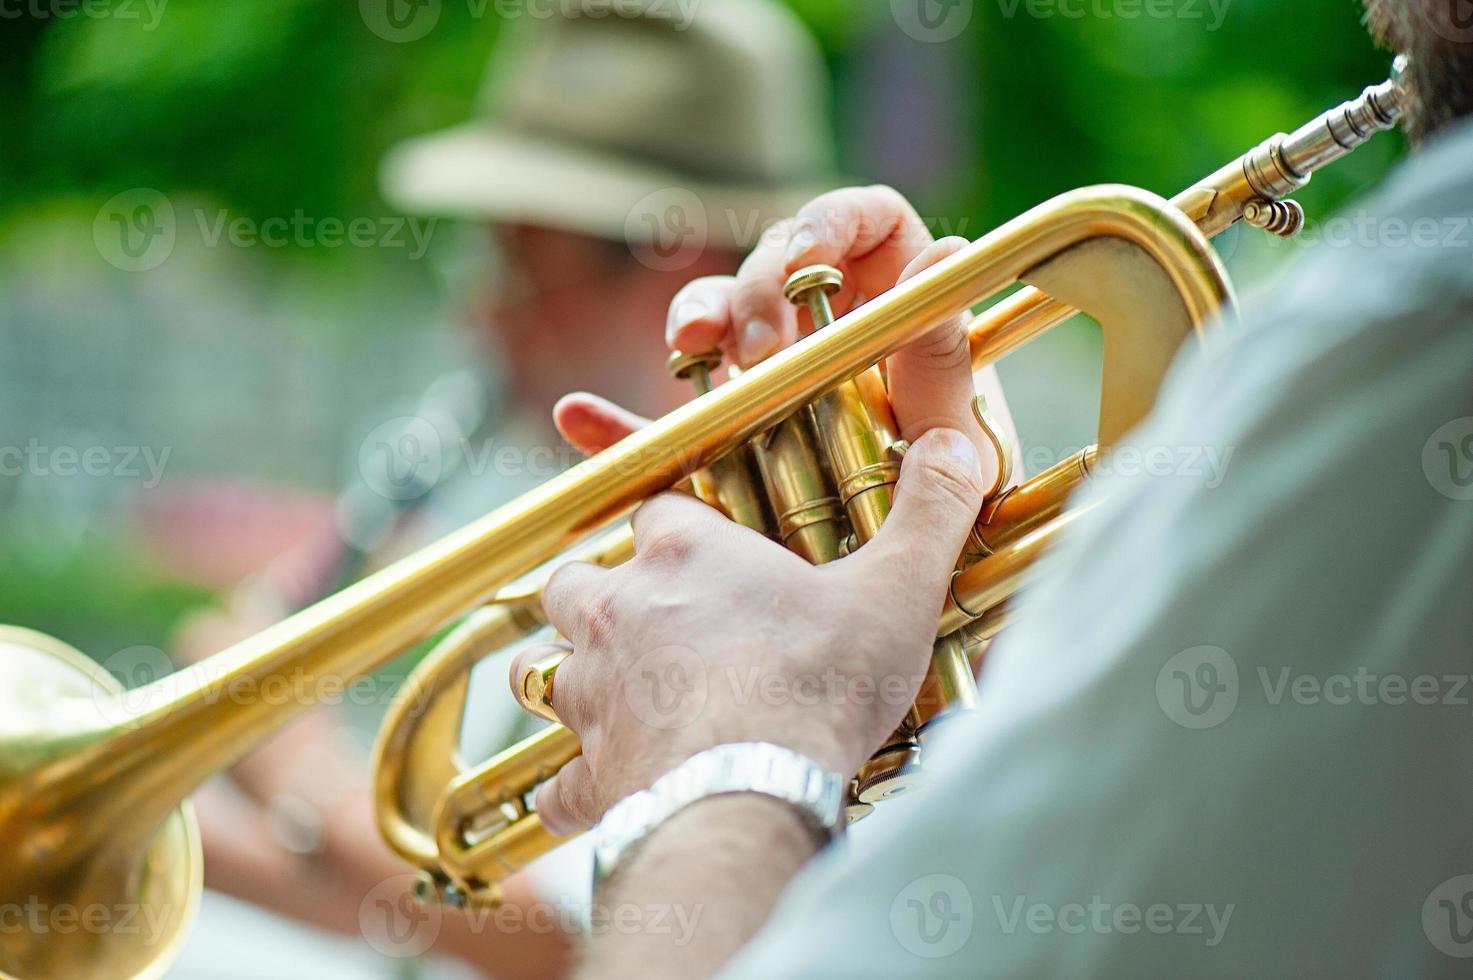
[592,742,845,884]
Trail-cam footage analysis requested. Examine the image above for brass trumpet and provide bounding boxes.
[371,67,1406,907]
[0,65,1402,979]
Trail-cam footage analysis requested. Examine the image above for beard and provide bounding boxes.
[1363,0,1473,143]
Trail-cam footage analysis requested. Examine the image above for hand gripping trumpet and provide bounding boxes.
[372,66,1407,909]
[0,63,1403,977]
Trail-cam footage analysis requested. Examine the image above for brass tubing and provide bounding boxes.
[373,603,538,870]
[786,267,902,545]
[972,446,1097,555]
[373,524,634,872]
[808,369,901,543]
[940,504,1095,636]
[913,635,979,732]
[753,408,849,563]
[967,70,1403,371]
[434,724,581,890]
[693,447,774,535]
[440,185,1233,899]
[966,289,1076,371]
[674,350,775,536]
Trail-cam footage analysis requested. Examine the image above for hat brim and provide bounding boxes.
[380,123,833,249]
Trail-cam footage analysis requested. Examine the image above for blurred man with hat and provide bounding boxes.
[171,2,841,977]
[381,0,837,430]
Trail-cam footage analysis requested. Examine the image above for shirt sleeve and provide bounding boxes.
[714,226,1473,978]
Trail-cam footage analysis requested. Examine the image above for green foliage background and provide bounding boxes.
[0,0,1400,251]
[0,0,1403,652]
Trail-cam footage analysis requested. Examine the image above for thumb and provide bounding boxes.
[856,428,984,596]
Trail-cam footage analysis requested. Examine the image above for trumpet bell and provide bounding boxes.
[0,627,201,980]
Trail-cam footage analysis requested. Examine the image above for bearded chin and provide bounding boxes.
[1363,0,1403,50]
[1364,0,1473,144]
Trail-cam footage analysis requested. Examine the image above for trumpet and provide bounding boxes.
[372,64,1407,907]
[0,64,1403,979]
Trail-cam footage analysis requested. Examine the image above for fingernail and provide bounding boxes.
[674,300,708,326]
[737,320,779,365]
[785,226,818,266]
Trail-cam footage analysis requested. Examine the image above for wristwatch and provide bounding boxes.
[592,742,846,885]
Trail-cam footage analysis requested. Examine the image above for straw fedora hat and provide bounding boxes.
[380,0,839,250]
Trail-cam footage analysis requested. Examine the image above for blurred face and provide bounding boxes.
[474,223,737,420]
[1364,0,1473,143]
[484,223,631,342]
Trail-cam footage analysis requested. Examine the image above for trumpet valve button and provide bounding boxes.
[667,348,724,393]
[782,264,844,305]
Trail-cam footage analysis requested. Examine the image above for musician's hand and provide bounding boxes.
[555,184,1013,491]
[512,426,985,835]
[536,186,1015,833]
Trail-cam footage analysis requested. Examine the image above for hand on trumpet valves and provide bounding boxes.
[524,185,1024,837]
[553,185,1017,498]
[511,425,986,836]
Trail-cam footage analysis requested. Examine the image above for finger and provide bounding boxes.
[851,428,985,600]
[782,185,935,312]
[508,640,591,731]
[666,276,737,356]
[728,219,802,368]
[553,393,650,456]
[541,560,614,648]
[886,236,1012,494]
[630,492,724,557]
[534,755,599,836]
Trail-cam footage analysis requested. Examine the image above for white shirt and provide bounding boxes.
[718,121,1473,978]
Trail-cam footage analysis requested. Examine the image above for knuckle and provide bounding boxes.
[867,182,904,204]
[914,452,984,509]
[910,320,971,367]
[638,527,692,567]
[543,562,582,613]
[582,589,619,650]
[671,276,729,313]
[743,220,793,269]
[557,765,598,828]
[545,559,578,593]
[535,779,566,830]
